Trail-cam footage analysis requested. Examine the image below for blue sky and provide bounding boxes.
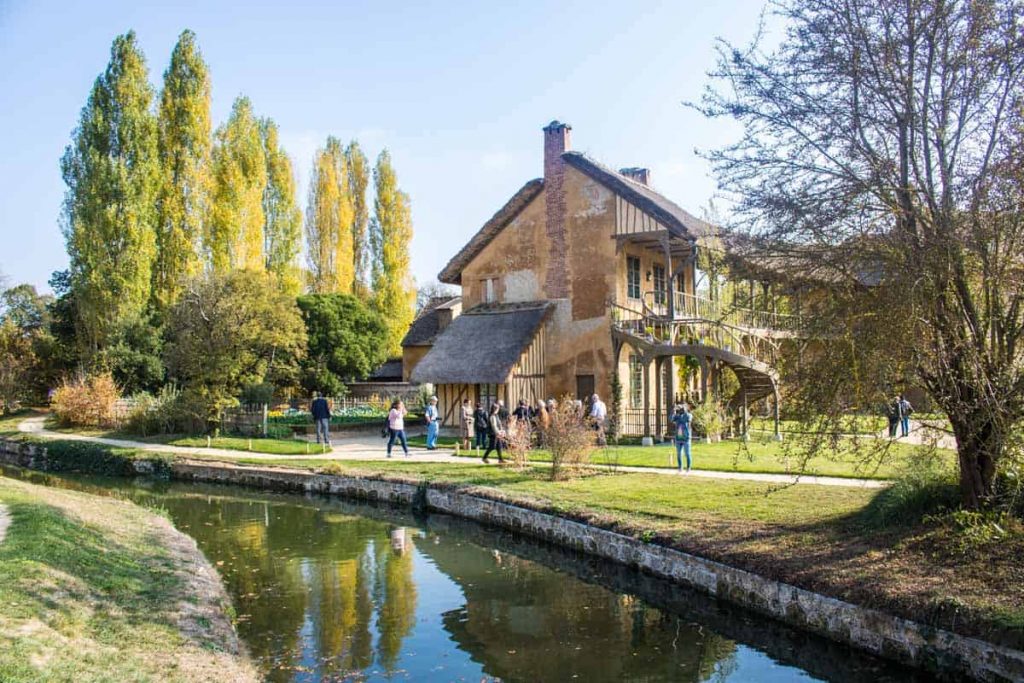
[0,0,772,293]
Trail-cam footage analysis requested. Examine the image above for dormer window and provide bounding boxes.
[481,277,499,303]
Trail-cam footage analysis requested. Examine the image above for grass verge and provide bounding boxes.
[0,475,256,682]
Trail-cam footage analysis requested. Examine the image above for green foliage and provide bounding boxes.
[89,311,164,394]
[239,381,275,406]
[370,150,415,355]
[0,285,51,332]
[0,320,36,414]
[690,400,725,439]
[153,29,211,308]
[209,96,267,272]
[261,118,302,295]
[860,454,959,529]
[61,31,160,349]
[164,270,306,424]
[296,293,388,396]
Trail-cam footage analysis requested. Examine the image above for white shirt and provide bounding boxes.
[388,408,405,430]
[590,400,607,420]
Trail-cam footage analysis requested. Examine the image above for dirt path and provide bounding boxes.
[877,418,958,450]
[17,416,887,489]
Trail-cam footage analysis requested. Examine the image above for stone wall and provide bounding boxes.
[2,437,1021,682]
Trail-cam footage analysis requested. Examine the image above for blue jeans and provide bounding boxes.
[901,417,910,437]
[315,418,331,444]
[675,439,692,471]
[426,421,439,448]
[475,430,488,449]
[387,429,408,456]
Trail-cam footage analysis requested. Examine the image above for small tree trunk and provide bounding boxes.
[949,412,1001,509]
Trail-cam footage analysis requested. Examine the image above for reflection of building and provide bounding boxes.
[407,121,799,437]
[416,530,737,682]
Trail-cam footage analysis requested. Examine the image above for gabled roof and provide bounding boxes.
[561,152,715,241]
[367,358,403,382]
[409,301,552,385]
[401,295,461,347]
[438,179,545,285]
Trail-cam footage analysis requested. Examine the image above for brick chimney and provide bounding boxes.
[620,167,651,186]
[543,121,571,298]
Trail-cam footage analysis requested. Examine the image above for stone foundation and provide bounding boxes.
[2,437,1022,682]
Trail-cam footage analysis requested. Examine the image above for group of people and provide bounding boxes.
[885,394,914,439]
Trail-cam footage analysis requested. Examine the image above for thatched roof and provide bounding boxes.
[409,301,552,385]
[438,179,545,285]
[562,152,715,241]
[402,296,461,347]
[367,358,403,382]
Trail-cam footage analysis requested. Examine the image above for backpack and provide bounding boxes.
[381,416,390,439]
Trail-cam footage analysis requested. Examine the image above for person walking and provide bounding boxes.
[473,402,489,451]
[671,402,693,472]
[310,392,331,447]
[513,399,531,422]
[898,394,914,438]
[425,396,440,450]
[386,399,409,457]
[460,398,474,451]
[589,393,607,446]
[886,397,900,439]
[482,403,505,464]
[534,400,550,446]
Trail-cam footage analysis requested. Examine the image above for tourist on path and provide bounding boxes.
[886,397,900,439]
[513,399,531,422]
[386,399,409,457]
[534,400,550,446]
[671,403,693,472]
[589,393,607,445]
[425,396,440,450]
[460,398,474,451]
[483,403,505,464]
[473,402,489,450]
[898,394,914,438]
[310,392,331,446]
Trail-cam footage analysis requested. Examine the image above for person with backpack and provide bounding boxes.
[386,399,409,457]
[482,403,505,464]
[885,397,900,439]
[671,402,693,472]
[473,402,489,451]
[898,394,914,438]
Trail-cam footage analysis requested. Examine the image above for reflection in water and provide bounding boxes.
[0,467,933,682]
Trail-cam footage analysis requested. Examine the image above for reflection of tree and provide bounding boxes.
[309,558,374,677]
[374,528,418,671]
[419,534,738,682]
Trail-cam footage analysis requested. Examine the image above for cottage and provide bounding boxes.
[409,121,792,439]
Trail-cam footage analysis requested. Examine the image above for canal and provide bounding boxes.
[0,466,934,682]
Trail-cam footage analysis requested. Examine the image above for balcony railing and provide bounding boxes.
[638,291,803,335]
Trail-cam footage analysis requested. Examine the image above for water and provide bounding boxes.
[0,467,935,682]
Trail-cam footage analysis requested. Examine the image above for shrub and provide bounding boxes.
[51,372,120,428]
[503,416,533,470]
[240,382,275,407]
[690,400,725,440]
[546,396,595,480]
[122,385,206,436]
[860,452,959,529]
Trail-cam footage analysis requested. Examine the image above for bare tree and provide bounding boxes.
[697,0,1024,508]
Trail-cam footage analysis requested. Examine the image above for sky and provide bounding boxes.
[0,0,774,294]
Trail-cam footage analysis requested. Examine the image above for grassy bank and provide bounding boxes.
[0,474,255,682]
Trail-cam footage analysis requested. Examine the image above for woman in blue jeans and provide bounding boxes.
[671,403,692,472]
[386,399,409,457]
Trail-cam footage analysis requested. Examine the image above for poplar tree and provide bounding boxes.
[304,137,353,293]
[261,118,302,295]
[60,31,159,349]
[370,150,415,355]
[209,96,267,272]
[345,140,370,295]
[153,29,211,308]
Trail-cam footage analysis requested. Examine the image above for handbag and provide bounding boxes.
[381,417,390,439]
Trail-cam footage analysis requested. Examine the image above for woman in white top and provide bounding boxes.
[386,399,409,457]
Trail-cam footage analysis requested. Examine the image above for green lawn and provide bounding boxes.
[420,433,949,480]
[165,435,321,455]
[0,475,255,682]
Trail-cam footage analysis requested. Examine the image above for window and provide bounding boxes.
[652,265,666,305]
[480,277,499,304]
[478,383,499,409]
[626,256,641,300]
[628,355,643,408]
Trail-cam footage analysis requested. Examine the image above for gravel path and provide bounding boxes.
[17,416,887,489]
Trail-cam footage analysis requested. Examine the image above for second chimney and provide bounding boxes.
[542,120,571,298]
[620,167,651,186]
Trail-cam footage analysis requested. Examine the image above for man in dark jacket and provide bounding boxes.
[311,392,331,446]
[473,402,489,450]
